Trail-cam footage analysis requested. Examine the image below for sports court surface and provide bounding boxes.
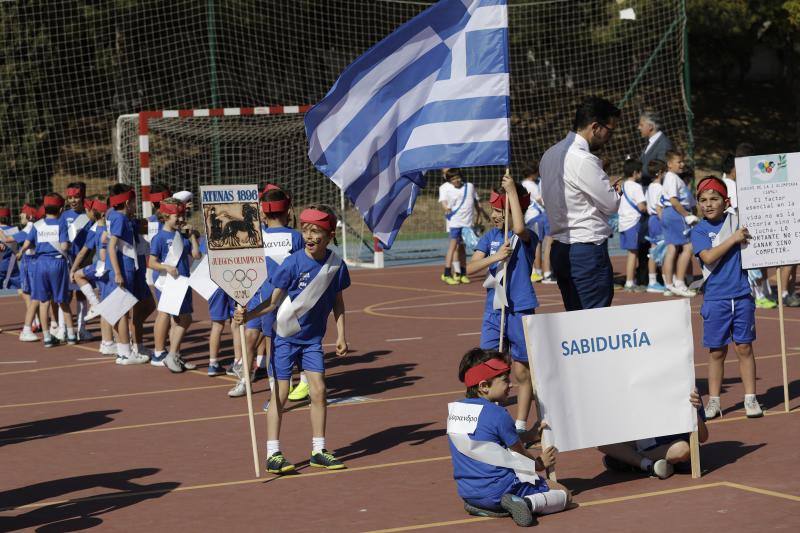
[0,259,798,532]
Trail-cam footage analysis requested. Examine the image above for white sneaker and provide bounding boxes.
[84,307,101,322]
[704,397,721,419]
[163,353,184,373]
[78,328,95,341]
[650,459,674,479]
[19,331,40,342]
[53,328,66,341]
[228,379,247,398]
[116,352,150,365]
[177,354,197,371]
[49,324,59,337]
[744,396,764,418]
[99,342,117,355]
[670,285,696,298]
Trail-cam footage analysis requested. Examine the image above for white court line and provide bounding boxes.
[77,357,110,361]
[385,337,423,342]
[456,332,481,336]
[0,360,37,364]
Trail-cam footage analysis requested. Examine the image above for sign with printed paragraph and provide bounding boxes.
[524,300,697,452]
[735,152,800,269]
[200,184,266,307]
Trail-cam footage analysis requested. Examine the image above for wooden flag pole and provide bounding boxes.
[498,169,511,353]
[689,431,701,478]
[776,267,790,413]
[521,315,556,482]
[238,312,261,478]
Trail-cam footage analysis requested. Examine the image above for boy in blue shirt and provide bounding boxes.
[449,348,570,527]
[235,205,349,475]
[690,177,763,419]
[63,182,94,341]
[617,159,648,292]
[18,194,76,347]
[0,207,20,291]
[467,175,539,438]
[149,198,201,373]
[12,203,41,341]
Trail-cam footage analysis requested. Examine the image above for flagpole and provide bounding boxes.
[498,168,510,353]
[237,311,261,478]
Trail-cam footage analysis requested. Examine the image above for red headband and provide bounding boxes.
[300,208,336,232]
[110,190,135,207]
[488,191,531,212]
[22,205,37,219]
[36,207,45,219]
[159,202,186,216]
[83,199,93,210]
[43,196,65,208]
[66,187,84,198]
[0,208,10,218]
[148,190,172,203]
[696,178,728,200]
[261,183,281,198]
[92,200,108,213]
[464,358,511,387]
[261,199,290,214]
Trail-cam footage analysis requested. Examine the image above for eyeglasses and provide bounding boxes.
[596,122,615,132]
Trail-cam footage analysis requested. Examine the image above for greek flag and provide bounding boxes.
[305,0,510,249]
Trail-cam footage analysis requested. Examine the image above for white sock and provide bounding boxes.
[312,437,326,453]
[625,280,634,287]
[762,278,772,295]
[268,377,276,392]
[266,440,280,458]
[117,343,131,357]
[102,340,115,347]
[753,281,765,299]
[783,290,789,298]
[300,372,308,384]
[66,327,75,337]
[80,284,100,306]
[153,350,165,358]
[744,393,756,401]
[534,268,543,275]
[640,458,653,471]
[76,300,85,331]
[22,326,32,334]
[649,274,657,285]
[524,490,568,515]
[515,419,527,432]
[452,261,461,275]
[58,308,65,330]
[674,280,687,289]
[544,271,551,278]
[256,355,266,369]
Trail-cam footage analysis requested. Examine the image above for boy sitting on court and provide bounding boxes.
[448,348,571,527]
[599,389,709,479]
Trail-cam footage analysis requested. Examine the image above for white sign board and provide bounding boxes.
[525,300,696,452]
[200,184,267,307]
[736,152,800,269]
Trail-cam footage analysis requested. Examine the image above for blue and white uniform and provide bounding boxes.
[103,209,138,299]
[691,215,754,348]
[476,228,539,362]
[61,208,92,259]
[660,171,691,245]
[80,223,108,288]
[27,217,70,303]
[645,182,663,243]
[0,225,20,289]
[14,223,36,294]
[270,249,350,379]
[449,397,549,510]
[522,179,549,240]
[618,180,646,251]
[254,226,304,335]
[150,228,193,315]
[145,214,162,286]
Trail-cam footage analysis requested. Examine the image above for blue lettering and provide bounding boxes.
[609,335,620,350]
[570,340,579,355]
[621,334,632,349]
[639,331,651,346]
[596,336,607,351]
[580,339,590,354]
[561,341,569,356]
[237,189,258,201]
[202,190,234,203]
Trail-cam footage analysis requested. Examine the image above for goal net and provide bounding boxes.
[4,0,691,265]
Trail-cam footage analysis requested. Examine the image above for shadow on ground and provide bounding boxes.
[0,410,121,448]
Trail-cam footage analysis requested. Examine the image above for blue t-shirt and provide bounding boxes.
[449,397,520,502]
[271,249,350,344]
[105,209,137,272]
[0,225,16,261]
[61,208,91,256]
[27,218,69,257]
[475,228,539,313]
[260,226,305,301]
[690,215,750,300]
[150,229,192,277]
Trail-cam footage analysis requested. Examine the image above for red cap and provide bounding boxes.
[261,199,290,214]
[696,177,728,200]
[159,202,186,216]
[260,183,281,199]
[21,204,37,220]
[92,200,108,213]
[0,208,10,218]
[66,187,84,198]
[464,358,511,387]
[36,206,45,219]
[488,191,530,212]
[110,190,135,207]
[148,190,172,203]
[43,195,65,208]
[83,199,93,210]
[299,208,336,232]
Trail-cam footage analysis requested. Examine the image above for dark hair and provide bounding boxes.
[149,183,170,208]
[623,158,642,178]
[735,142,755,157]
[573,96,621,131]
[648,159,667,177]
[44,193,64,216]
[304,203,338,246]
[109,183,133,208]
[521,161,539,178]
[66,182,86,196]
[445,168,464,181]
[263,188,291,220]
[720,154,735,174]
[664,149,684,162]
[458,348,509,398]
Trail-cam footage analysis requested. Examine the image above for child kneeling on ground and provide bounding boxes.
[448,348,571,527]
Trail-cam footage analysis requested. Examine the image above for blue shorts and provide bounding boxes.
[102,267,136,299]
[701,295,756,348]
[82,263,108,287]
[662,207,689,246]
[31,256,70,303]
[261,312,276,337]
[464,478,550,510]
[208,288,233,322]
[19,255,34,294]
[449,227,464,242]
[133,263,152,302]
[271,338,324,380]
[647,216,663,243]
[245,292,263,330]
[480,309,533,363]
[619,227,639,251]
[527,214,550,240]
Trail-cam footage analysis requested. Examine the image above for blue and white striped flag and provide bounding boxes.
[305,0,510,249]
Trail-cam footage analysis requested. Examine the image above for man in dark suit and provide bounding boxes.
[639,110,673,186]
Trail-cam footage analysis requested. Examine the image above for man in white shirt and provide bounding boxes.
[540,96,622,310]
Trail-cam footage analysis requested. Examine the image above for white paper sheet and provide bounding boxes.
[157,275,191,315]
[95,287,138,326]
[189,256,218,300]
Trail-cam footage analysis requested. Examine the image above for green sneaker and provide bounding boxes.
[458,275,471,284]
[310,449,346,470]
[266,452,295,474]
[440,274,459,286]
[755,297,777,309]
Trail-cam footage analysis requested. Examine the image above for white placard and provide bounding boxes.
[189,256,219,300]
[95,287,138,326]
[262,231,293,263]
[200,185,267,307]
[156,275,191,315]
[736,152,800,269]
[525,299,696,452]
